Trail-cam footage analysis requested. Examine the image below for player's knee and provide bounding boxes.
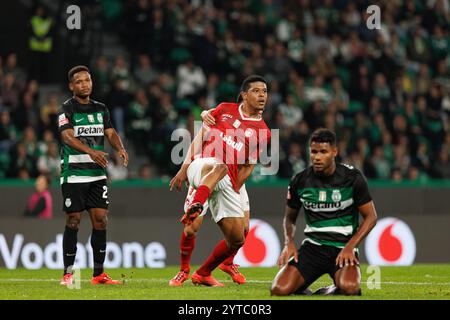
[270,284,290,296]
[93,215,108,230]
[66,217,80,230]
[228,237,245,251]
[338,281,360,296]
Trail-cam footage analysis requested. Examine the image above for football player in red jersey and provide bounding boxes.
[168,109,250,286]
[169,75,271,286]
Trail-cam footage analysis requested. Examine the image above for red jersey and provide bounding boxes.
[201,102,271,192]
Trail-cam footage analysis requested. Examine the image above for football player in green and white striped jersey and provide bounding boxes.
[271,128,378,296]
[58,66,128,286]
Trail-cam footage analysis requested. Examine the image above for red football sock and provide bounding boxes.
[222,229,248,265]
[180,231,196,273]
[197,240,237,276]
[191,185,211,205]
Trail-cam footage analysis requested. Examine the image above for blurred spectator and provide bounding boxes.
[272,42,292,83]
[40,93,59,135]
[205,73,219,108]
[279,142,306,178]
[26,79,40,103]
[37,141,60,179]
[91,55,111,102]
[407,27,431,64]
[371,146,392,179]
[416,64,432,96]
[311,46,336,80]
[408,165,429,182]
[107,152,128,181]
[1,73,21,109]
[138,163,154,179]
[21,126,38,158]
[3,53,26,88]
[330,77,349,112]
[28,4,54,82]
[126,88,152,154]
[431,146,450,179]
[133,54,158,87]
[390,167,404,182]
[24,174,53,219]
[107,78,132,136]
[304,75,330,103]
[0,110,18,152]
[373,73,391,104]
[111,55,133,89]
[37,129,56,156]
[176,58,206,101]
[278,95,303,128]
[14,92,39,131]
[8,142,36,178]
[194,24,219,73]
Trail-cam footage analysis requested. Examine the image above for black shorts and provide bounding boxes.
[61,179,109,213]
[288,241,352,289]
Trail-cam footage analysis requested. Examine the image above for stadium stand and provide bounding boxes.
[0,0,448,182]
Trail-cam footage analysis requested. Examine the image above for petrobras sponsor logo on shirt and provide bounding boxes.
[74,124,104,136]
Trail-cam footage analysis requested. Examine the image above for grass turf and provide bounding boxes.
[0,264,449,300]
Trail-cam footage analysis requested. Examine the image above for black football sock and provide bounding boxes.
[63,226,78,275]
[91,229,106,277]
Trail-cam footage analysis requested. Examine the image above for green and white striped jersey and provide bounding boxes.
[287,163,372,249]
[57,98,113,184]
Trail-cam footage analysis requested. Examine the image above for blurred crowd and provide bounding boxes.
[0,0,449,182]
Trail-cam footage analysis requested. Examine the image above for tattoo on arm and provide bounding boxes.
[283,206,300,244]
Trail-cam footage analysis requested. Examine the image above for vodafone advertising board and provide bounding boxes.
[365,217,416,266]
[0,215,443,269]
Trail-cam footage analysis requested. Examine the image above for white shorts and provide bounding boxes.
[185,157,249,223]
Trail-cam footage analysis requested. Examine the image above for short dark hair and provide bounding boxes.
[68,65,90,82]
[237,75,267,102]
[38,174,51,187]
[309,128,336,146]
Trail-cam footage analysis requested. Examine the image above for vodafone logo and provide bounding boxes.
[234,219,280,267]
[365,217,416,266]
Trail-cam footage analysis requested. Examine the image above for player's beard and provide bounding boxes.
[76,92,90,99]
[313,160,335,177]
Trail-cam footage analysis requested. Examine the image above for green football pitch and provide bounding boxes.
[1,264,449,300]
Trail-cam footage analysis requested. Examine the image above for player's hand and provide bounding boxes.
[336,245,359,268]
[169,170,188,191]
[180,211,200,226]
[89,149,109,168]
[117,148,129,167]
[277,241,298,268]
[201,109,215,126]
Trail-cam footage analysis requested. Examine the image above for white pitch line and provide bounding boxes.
[1,279,450,286]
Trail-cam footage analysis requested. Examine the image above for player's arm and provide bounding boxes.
[336,172,377,267]
[277,205,300,268]
[60,129,109,168]
[169,126,206,191]
[105,128,128,167]
[336,201,377,268]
